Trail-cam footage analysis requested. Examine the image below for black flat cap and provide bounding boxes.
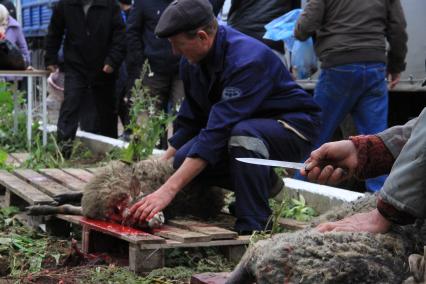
[155,0,214,38]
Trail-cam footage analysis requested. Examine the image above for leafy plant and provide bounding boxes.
[282,195,316,221]
[268,194,316,235]
[120,61,175,163]
[249,195,317,244]
[0,81,27,152]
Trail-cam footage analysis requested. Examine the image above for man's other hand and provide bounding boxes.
[301,140,358,185]
[103,64,114,74]
[388,72,401,89]
[316,209,392,234]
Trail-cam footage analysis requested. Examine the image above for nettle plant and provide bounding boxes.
[0,81,27,152]
[121,62,175,163]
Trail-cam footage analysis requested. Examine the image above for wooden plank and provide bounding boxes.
[85,167,105,175]
[168,220,238,240]
[10,153,30,164]
[61,168,95,183]
[278,218,309,231]
[129,244,165,274]
[39,168,86,191]
[56,215,165,244]
[191,273,229,284]
[139,236,250,249]
[0,170,54,205]
[5,155,19,167]
[153,225,211,243]
[14,169,74,198]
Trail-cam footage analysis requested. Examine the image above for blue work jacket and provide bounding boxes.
[170,25,321,165]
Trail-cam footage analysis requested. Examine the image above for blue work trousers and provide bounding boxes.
[173,118,312,232]
[314,62,388,191]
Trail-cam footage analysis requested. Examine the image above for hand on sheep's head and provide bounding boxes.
[125,185,176,226]
[316,209,392,234]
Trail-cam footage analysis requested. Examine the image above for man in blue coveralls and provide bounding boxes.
[127,0,321,234]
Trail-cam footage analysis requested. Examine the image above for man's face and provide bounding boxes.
[168,31,211,64]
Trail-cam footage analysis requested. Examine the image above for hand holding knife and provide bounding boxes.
[236,157,348,183]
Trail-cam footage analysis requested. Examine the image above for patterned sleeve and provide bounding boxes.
[349,135,395,180]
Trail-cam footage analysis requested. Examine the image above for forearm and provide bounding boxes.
[105,5,126,69]
[386,0,407,74]
[379,109,426,222]
[162,157,207,196]
[45,4,65,65]
[376,195,416,226]
[294,0,324,41]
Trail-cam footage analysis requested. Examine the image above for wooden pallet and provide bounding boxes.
[0,168,248,273]
[55,214,248,274]
[0,167,94,226]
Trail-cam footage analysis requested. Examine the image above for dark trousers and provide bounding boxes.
[57,70,117,142]
[173,118,313,232]
[142,72,184,148]
[142,72,184,112]
[116,63,131,129]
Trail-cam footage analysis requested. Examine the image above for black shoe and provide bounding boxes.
[119,130,131,142]
[58,140,73,159]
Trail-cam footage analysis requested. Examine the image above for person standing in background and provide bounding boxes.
[0,4,29,65]
[295,0,408,192]
[45,0,125,158]
[0,0,16,19]
[116,0,132,141]
[227,0,300,60]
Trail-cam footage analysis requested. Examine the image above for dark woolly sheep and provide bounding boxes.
[27,159,225,228]
[227,194,424,284]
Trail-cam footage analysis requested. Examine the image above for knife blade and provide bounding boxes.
[236,158,306,170]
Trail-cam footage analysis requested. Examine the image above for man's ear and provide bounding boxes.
[197,30,209,41]
[129,176,141,198]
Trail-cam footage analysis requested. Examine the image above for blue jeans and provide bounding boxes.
[314,62,388,192]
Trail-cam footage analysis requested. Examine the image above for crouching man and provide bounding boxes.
[126,0,321,234]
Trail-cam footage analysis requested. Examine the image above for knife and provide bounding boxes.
[236,158,306,170]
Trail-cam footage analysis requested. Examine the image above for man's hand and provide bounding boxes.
[388,72,401,89]
[126,157,207,225]
[0,32,5,40]
[301,140,358,185]
[316,209,392,233]
[126,185,176,225]
[103,64,114,74]
[47,65,58,73]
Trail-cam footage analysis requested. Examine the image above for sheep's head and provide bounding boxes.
[82,160,174,227]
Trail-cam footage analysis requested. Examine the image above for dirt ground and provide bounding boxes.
[0,212,237,284]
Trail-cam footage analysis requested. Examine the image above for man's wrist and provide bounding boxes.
[376,195,416,226]
[160,182,180,198]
